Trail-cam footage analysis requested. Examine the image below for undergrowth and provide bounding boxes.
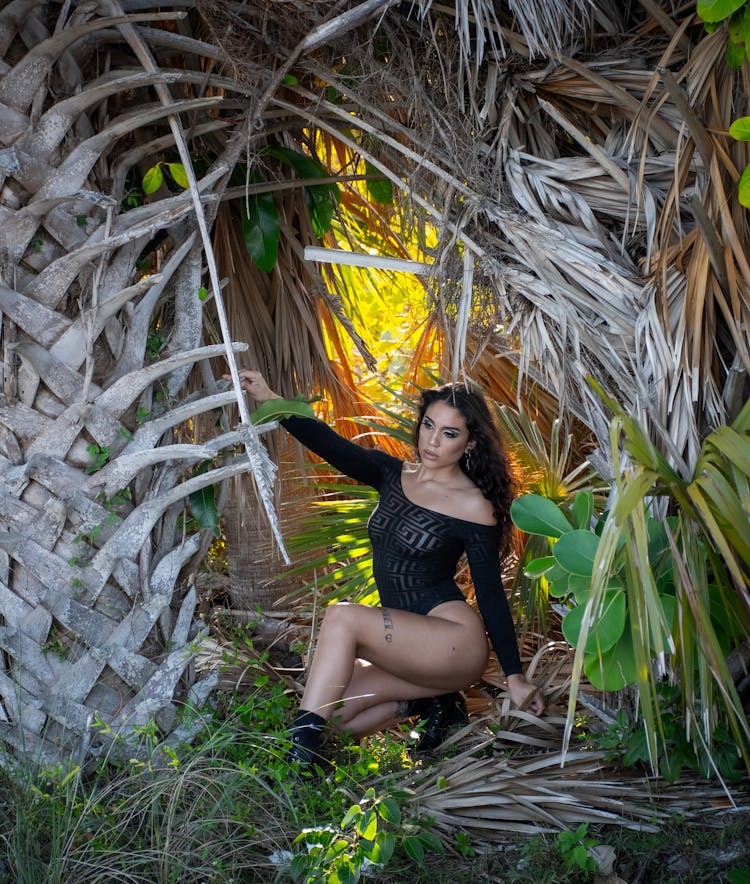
[0,646,747,883]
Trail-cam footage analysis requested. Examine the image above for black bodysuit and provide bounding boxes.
[281,415,523,676]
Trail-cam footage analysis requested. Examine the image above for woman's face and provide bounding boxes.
[418,401,471,468]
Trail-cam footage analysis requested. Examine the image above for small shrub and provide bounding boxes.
[556,823,599,877]
[583,683,744,783]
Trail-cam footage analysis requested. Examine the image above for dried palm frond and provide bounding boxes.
[3,0,748,778]
[397,749,742,837]
[415,0,604,64]
[200,0,748,475]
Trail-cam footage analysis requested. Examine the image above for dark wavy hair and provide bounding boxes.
[412,382,515,555]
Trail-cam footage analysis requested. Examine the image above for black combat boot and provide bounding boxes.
[413,692,468,753]
[288,709,326,767]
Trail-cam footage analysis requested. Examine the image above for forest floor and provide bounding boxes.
[198,601,750,884]
[363,807,750,883]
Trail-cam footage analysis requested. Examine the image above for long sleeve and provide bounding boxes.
[280,415,400,489]
[464,528,523,676]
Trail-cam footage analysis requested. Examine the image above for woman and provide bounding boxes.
[234,370,543,766]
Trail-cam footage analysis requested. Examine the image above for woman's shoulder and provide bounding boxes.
[401,463,496,526]
[457,492,496,527]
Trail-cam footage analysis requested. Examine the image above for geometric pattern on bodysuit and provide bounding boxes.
[279,414,522,674]
[368,468,470,607]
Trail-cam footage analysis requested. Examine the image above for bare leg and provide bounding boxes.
[300,600,488,721]
[327,659,433,733]
[332,700,402,739]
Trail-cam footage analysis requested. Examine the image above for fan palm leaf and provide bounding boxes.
[2,0,748,781]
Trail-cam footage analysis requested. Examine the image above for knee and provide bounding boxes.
[319,601,356,636]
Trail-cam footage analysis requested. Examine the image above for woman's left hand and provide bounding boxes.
[506,674,545,716]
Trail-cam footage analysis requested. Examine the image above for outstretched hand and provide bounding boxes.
[223,369,280,403]
[506,673,545,716]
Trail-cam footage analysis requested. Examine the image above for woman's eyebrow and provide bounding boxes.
[424,415,464,432]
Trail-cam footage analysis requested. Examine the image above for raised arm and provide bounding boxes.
[233,370,397,488]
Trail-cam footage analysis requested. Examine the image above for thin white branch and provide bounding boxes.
[304,246,433,275]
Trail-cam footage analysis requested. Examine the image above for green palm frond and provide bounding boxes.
[562,402,750,776]
[497,405,602,500]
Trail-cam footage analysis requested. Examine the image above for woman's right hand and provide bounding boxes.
[224,369,281,403]
[507,673,545,716]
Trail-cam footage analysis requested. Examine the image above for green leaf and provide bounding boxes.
[249,396,317,425]
[726,39,746,68]
[622,724,651,766]
[368,832,395,865]
[571,844,594,871]
[328,861,357,884]
[646,515,671,564]
[377,797,401,825]
[705,424,750,475]
[327,838,348,857]
[188,461,220,537]
[583,629,637,691]
[571,489,594,529]
[651,593,676,653]
[568,574,592,603]
[365,161,394,204]
[270,146,341,236]
[510,494,572,538]
[417,831,444,853]
[142,164,164,194]
[166,162,188,188]
[402,834,425,864]
[737,164,750,209]
[241,173,280,272]
[357,809,378,840]
[659,746,685,784]
[545,563,570,598]
[561,590,627,654]
[697,0,745,23]
[290,853,309,880]
[729,7,746,40]
[710,583,748,643]
[281,74,299,85]
[552,529,600,576]
[524,556,556,578]
[695,466,750,562]
[361,838,381,864]
[341,804,361,828]
[305,180,340,236]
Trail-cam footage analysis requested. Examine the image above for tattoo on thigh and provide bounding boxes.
[382,610,393,643]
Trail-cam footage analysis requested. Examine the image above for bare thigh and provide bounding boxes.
[322,599,488,699]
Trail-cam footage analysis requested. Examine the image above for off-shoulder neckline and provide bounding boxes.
[396,463,498,530]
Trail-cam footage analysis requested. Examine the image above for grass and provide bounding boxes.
[0,689,750,884]
[0,670,747,883]
[0,681,440,883]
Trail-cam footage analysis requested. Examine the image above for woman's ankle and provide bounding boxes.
[289,709,326,765]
